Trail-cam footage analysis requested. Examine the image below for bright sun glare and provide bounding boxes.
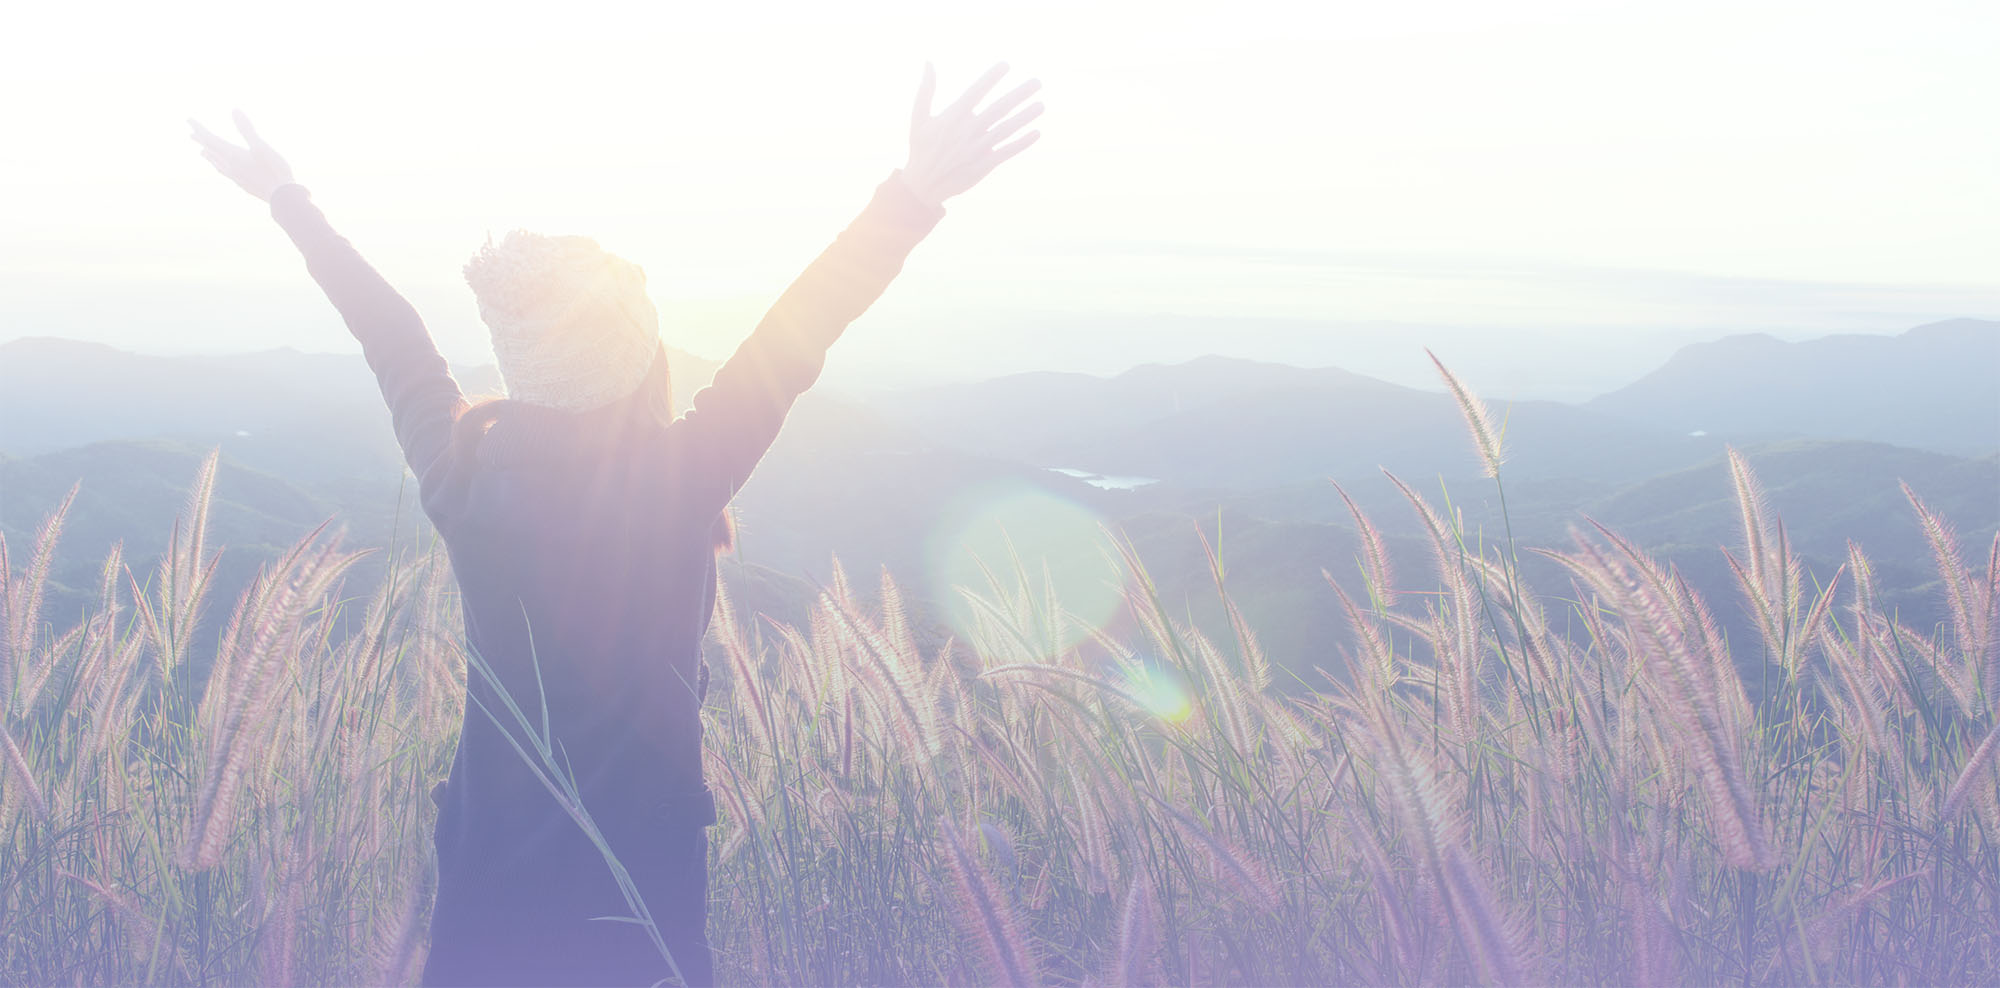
[926,482,1125,658]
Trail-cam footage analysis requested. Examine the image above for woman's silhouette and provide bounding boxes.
[190,63,1041,986]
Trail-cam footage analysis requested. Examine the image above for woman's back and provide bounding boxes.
[427,406,725,986]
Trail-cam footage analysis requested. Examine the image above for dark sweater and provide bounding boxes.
[271,175,943,985]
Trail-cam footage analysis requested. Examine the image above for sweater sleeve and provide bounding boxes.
[663,172,944,517]
[270,185,466,508]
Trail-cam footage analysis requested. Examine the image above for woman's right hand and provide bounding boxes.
[900,63,1043,210]
[189,110,295,202]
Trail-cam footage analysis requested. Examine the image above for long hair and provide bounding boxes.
[450,344,736,554]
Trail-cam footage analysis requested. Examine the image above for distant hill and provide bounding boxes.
[874,354,1727,488]
[0,337,721,482]
[1586,318,2000,456]
[6,324,1995,691]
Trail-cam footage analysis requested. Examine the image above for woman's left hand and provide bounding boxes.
[189,110,295,203]
[901,62,1043,209]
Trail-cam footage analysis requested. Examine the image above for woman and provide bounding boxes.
[190,63,1041,986]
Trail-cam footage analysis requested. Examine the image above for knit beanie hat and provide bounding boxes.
[463,231,662,413]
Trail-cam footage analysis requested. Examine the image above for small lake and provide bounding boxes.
[1047,467,1160,491]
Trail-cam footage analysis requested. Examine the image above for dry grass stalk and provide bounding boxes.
[940,816,1040,987]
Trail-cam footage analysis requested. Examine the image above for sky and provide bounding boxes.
[1,0,1994,400]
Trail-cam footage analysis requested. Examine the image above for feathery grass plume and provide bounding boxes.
[0,719,49,823]
[367,856,430,987]
[1612,844,1682,987]
[1903,482,1996,704]
[1443,553,1485,744]
[1721,546,1786,671]
[1440,844,1530,985]
[807,600,846,696]
[1258,692,1322,783]
[763,617,817,716]
[54,543,133,737]
[1355,688,1458,870]
[77,632,145,774]
[258,852,305,987]
[823,589,938,762]
[1672,568,1755,735]
[1469,550,1551,651]
[1332,793,1420,978]
[1798,566,1845,655]
[712,579,776,755]
[1108,531,1207,685]
[183,531,359,870]
[956,725,1043,829]
[1043,695,1141,826]
[94,538,125,628]
[1383,471,1459,576]
[0,535,8,689]
[1332,480,1396,605]
[1068,767,1115,894]
[0,535,12,696]
[929,640,974,738]
[1427,349,1505,478]
[1725,448,1773,590]
[1847,546,1926,719]
[2,483,74,705]
[1353,688,1530,983]
[1987,532,2000,705]
[1189,631,1258,756]
[60,613,111,727]
[1195,524,1273,692]
[1106,877,1161,988]
[1845,540,1880,623]
[1570,526,1775,871]
[939,816,1040,987]
[1325,570,1397,693]
[1892,620,1979,720]
[879,568,921,665]
[1221,591,1272,694]
[1382,470,1484,742]
[704,745,767,845]
[1819,627,1889,757]
[1143,788,1281,912]
[1941,719,2000,821]
[157,451,224,682]
[827,554,856,610]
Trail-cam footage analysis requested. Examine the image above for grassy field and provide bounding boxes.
[2,374,1996,984]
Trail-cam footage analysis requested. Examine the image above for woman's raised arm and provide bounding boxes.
[190,112,466,509]
[666,64,1043,518]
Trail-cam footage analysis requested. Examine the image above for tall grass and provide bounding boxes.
[2,370,1996,983]
[0,452,459,984]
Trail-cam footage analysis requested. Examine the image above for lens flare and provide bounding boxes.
[1125,664,1193,724]
[925,482,1122,658]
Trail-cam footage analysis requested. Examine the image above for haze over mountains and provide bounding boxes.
[2,318,1994,685]
[1587,318,2000,456]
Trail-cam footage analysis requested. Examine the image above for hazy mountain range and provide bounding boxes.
[2,318,1994,685]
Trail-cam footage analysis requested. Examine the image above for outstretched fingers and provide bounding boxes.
[232,109,270,151]
[982,130,1041,171]
[956,130,1040,189]
[974,78,1041,129]
[982,101,1043,148]
[942,62,1010,120]
[188,119,241,155]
